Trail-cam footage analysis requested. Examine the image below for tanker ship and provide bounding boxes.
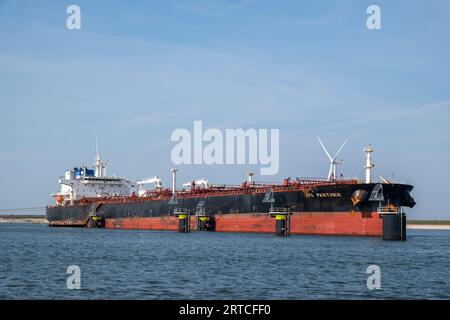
[46,139,416,240]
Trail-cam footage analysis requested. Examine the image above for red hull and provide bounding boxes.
[106,216,179,231]
[105,211,382,236]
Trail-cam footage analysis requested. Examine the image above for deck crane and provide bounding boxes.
[136,176,162,196]
[182,178,209,189]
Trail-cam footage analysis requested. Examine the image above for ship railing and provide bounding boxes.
[173,208,190,216]
[296,176,358,181]
[296,177,329,182]
[176,178,363,195]
[207,184,242,188]
[377,206,404,215]
[382,180,407,185]
[71,176,368,205]
[252,181,284,186]
[294,177,361,184]
[269,207,290,217]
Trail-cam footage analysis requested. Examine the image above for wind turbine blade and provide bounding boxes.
[317,137,333,161]
[333,140,348,160]
[327,165,333,181]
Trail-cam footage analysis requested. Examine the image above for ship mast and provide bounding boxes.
[94,135,107,178]
[364,145,374,183]
[247,171,254,185]
[171,168,178,196]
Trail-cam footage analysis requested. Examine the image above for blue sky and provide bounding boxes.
[0,0,449,219]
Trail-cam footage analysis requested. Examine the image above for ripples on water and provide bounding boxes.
[0,224,449,299]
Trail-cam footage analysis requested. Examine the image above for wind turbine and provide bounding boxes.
[317,137,348,181]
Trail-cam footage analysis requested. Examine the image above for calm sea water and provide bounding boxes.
[0,223,449,299]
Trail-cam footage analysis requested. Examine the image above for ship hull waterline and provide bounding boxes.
[47,212,381,236]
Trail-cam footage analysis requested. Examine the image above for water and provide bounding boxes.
[0,223,449,299]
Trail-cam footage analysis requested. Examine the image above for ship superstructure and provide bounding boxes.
[52,146,134,204]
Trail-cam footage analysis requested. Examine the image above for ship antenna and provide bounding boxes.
[95,133,99,159]
[317,137,347,181]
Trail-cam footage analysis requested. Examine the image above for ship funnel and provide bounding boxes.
[171,168,178,196]
[317,137,347,181]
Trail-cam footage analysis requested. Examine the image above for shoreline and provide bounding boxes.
[408,220,450,230]
[407,225,450,230]
[0,215,48,224]
[0,218,48,224]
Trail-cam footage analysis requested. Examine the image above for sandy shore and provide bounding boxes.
[407,224,450,230]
